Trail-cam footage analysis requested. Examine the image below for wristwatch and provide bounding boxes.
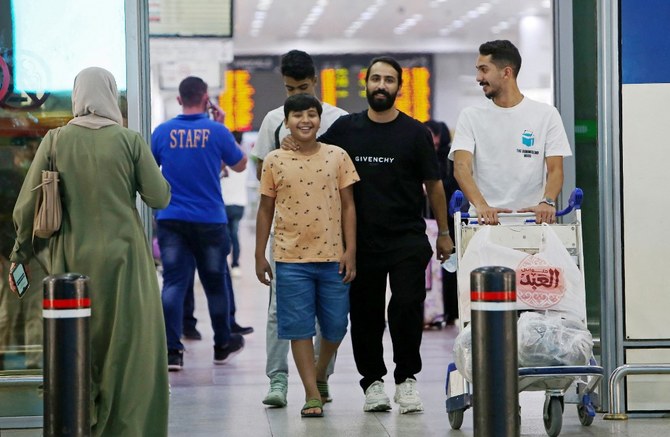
[540,197,556,208]
[438,230,450,237]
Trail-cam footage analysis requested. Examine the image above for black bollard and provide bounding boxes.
[43,273,91,437]
[471,266,519,437]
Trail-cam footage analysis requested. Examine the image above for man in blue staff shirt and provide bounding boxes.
[152,76,247,370]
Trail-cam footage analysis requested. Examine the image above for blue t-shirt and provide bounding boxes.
[151,113,244,223]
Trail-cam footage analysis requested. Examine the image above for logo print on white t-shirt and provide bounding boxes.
[521,130,535,147]
[517,130,539,157]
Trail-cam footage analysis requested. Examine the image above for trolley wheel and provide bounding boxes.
[543,397,563,437]
[577,404,594,426]
[448,409,464,430]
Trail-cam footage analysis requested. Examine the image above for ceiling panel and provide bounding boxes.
[233,0,552,55]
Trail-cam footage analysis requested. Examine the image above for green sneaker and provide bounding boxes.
[263,373,288,407]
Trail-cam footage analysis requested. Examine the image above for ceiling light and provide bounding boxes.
[344,0,386,37]
[295,1,330,38]
[477,3,491,14]
[393,14,423,35]
[257,0,273,11]
[249,0,274,36]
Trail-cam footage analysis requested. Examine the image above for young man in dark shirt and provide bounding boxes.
[289,56,454,413]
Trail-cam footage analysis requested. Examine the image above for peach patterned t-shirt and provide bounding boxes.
[259,143,359,262]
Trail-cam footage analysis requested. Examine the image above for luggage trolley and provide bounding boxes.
[444,189,604,437]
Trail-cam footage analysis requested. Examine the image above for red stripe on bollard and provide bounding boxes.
[470,290,516,302]
[43,297,91,309]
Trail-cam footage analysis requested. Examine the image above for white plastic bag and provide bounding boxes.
[517,311,593,367]
[453,312,593,378]
[458,224,586,323]
[453,324,473,382]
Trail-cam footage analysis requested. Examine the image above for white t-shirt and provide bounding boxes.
[449,97,572,212]
[221,166,248,207]
[251,102,347,160]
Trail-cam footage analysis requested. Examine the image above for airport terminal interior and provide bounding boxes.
[2,0,670,436]
[5,220,669,436]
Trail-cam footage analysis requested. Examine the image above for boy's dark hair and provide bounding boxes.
[280,50,316,80]
[479,40,522,78]
[365,56,403,88]
[178,76,208,107]
[283,93,323,119]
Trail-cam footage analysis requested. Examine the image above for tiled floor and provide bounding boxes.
[3,221,669,436]
[164,222,670,437]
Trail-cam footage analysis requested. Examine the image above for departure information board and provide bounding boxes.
[220,53,433,132]
[149,0,233,37]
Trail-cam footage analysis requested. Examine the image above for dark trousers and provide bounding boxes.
[157,220,232,350]
[225,205,244,267]
[183,261,237,331]
[442,270,459,322]
[350,245,432,392]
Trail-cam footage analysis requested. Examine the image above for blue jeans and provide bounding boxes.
[183,261,237,332]
[157,220,232,350]
[225,205,244,267]
[275,262,350,342]
[265,236,337,380]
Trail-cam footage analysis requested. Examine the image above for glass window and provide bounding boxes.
[0,0,127,374]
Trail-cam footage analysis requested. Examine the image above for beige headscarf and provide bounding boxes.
[68,67,123,129]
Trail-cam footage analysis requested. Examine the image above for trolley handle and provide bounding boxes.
[448,188,583,219]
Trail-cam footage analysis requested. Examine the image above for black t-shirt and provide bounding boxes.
[319,110,440,254]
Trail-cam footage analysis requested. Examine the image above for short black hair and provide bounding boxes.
[283,93,323,119]
[280,50,316,80]
[178,76,208,106]
[365,56,403,88]
[479,40,522,78]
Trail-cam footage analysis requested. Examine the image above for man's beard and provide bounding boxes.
[480,81,498,100]
[366,89,397,112]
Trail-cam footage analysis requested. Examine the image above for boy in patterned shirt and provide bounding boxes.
[255,93,359,417]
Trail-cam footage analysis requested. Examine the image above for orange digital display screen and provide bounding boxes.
[222,54,433,131]
[219,70,255,132]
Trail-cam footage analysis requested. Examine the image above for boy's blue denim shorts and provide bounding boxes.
[275,262,350,342]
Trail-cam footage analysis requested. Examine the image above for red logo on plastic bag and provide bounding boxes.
[516,255,565,308]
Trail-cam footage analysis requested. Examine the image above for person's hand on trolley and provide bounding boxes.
[475,203,512,225]
[518,202,556,224]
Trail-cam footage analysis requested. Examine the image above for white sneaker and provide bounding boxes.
[394,378,424,414]
[262,373,288,407]
[231,267,242,278]
[363,381,392,412]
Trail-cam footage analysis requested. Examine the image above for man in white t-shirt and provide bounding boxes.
[251,50,347,408]
[449,39,572,225]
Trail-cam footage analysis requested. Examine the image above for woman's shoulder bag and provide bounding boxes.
[31,129,62,239]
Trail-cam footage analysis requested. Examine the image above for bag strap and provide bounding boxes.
[49,127,59,172]
[273,122,282,149]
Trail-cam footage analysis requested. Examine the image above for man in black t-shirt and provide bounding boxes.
[317,56,454,414]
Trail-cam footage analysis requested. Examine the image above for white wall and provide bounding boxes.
[432,52,487,132]
[149,38,234,128]
[621,83,670,339]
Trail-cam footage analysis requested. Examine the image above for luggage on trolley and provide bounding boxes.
[444,188,604,437]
